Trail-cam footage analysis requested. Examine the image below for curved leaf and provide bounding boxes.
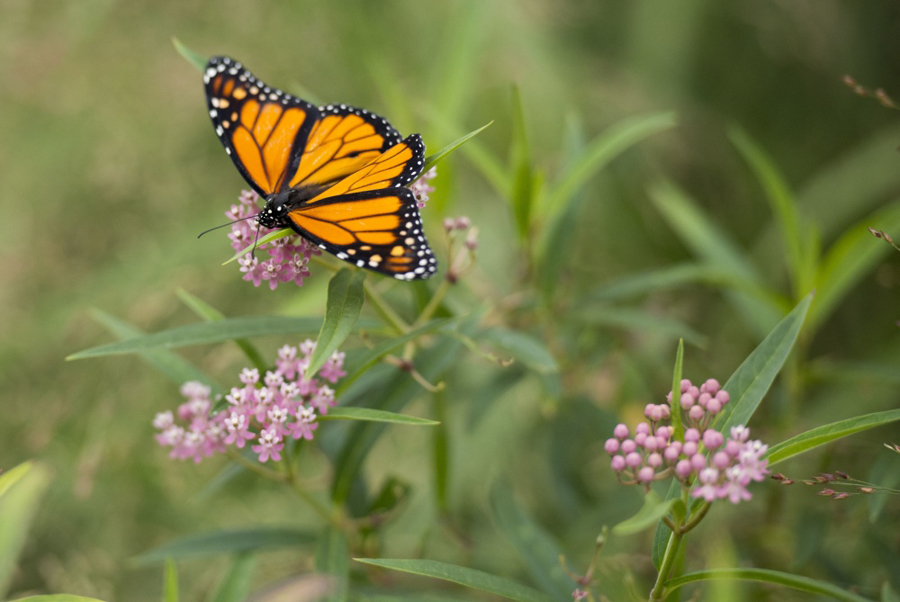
[69,316,380,360]
[613,490,677,536]
[337,318,457,394]
[0,462,52,599]
[766,409,900,466]
[542,111,677,219]
[422,122,493,174]
[355,559,555,602]
[14,597,110,602]
[478,328,558,374]
[307,269,366,379]
[489,485,576,600]
[85,310,220,391]
[666,568,874,602]
[211,554,255,602]
[132,527,316,565]
[173,38,206,72]
[319,407,438,426]
[316,526,349,602]
[716,293,812,431]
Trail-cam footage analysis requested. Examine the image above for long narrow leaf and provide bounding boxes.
[164,559,179,602]
[86,310,219,390]
[716,293,812,431]
[422,122,493,174]
[176,289,267,372]
[332,336,464,504]
[69,315,371,360]
[15,594,109,602]
[316,526,349,602]
[337,318,457,394]
[665,568,874,602]
[211,554,255,602]
[307,269,366,379]
[509,86,535,241]
[318,407,438,426]
[729,126,812,299]
[355,559,555,602]
[478,328,558,375]
[542,111,677,219]
[809,200,900,332]
[648,180,786,336]
[577,306,707,347]
[0,462,52,599]
[132,528,316,565]
[173,38,206,72]
[766,409,900,466]
[612,490,677,536]
[489,485,576,600]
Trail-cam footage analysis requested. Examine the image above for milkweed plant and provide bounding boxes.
[10,42,895,602]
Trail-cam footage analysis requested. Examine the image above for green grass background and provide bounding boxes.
[3,0,900,600]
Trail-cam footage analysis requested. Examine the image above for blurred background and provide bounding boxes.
[3,0,900,600]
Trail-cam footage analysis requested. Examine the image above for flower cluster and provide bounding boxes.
[410,167,437,208]
[153,341,346,464]
[606,378,769,504]
[227,190,320,290]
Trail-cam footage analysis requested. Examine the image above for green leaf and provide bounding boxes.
[163,559,178,602]
[422,122,493,174]
[766,409,900,466]
[176,289,267,372]
[883,582,900,602]
[478,328,558,375]
[651,482,682,569]
[332,335,465,504]
[809,200,900,332]
[509,85,535,241]
[0,462,52,600]
[587,262,753,302]
[432,389,449,512]
[489,485,576,601]
[210,554,255,602]
[729,126,813,299]
[669,340,684,440]
[612,490,677,536]
[172,38,206,72]
[68,315,359,360]
[337,318,458,394]
[85,310,219,391]
[648,180,786,337]
[319,407,438,426]
[665,568,874,602]
[716,293,812,431]
[14,597,110,602]
[132,527,316,565]
[576,306,707,348]
[222,228,294,265]
[307,269,366,379]
[316,526,349,602]
[355,559,556,602]
[541,111,677,220]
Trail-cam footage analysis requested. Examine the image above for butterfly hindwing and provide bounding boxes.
[288,188,437,280]
[286,133,436,279]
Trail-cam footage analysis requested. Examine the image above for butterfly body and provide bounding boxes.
[203,56,437,280]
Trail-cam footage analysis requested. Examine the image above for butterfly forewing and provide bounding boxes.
[204,56,317,196]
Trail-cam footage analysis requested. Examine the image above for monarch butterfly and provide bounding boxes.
[203,56,437,280]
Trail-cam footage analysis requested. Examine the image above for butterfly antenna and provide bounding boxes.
[196,214,257,239]
[250,216,263,260]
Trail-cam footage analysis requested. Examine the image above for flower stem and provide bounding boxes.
[364,279,410,334]
[649,526,684,601]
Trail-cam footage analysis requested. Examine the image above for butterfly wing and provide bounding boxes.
[285,134,437,279]
[205,56,403,196]
[204,56,318,196]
